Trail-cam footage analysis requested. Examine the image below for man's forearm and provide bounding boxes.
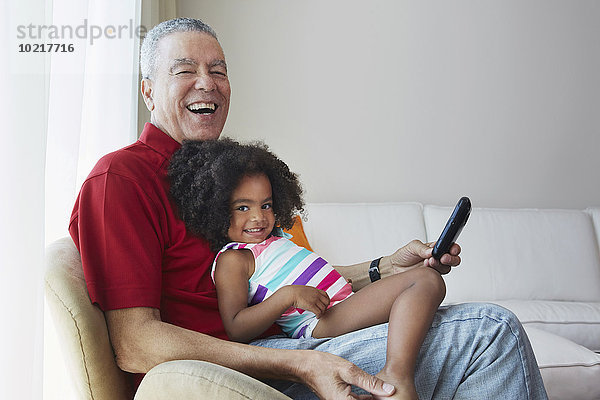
[154,320,300,381]
[333,255,394,291]
[106,307,300,382]
[105,306,397,399]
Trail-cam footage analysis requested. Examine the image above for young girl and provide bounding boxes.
[169,139,446,400]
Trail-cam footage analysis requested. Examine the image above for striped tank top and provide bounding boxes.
[212,234,354,338]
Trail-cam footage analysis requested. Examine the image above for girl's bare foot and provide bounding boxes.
[374,370,419,400]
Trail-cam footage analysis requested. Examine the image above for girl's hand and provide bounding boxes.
[285,285,330,318]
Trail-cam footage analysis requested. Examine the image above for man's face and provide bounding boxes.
[142,31,231,142]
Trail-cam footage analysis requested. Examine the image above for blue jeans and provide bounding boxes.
[250,303,548,399]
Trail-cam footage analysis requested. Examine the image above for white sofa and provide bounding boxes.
[301,202,600,400]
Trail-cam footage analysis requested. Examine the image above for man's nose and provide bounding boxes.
[194,72,216,92]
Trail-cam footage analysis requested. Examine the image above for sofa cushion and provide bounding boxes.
[524,326,600,400]
[303,203,426,265]
[424,206,600,303]
[586,207,600,251]
[491,300,600,352]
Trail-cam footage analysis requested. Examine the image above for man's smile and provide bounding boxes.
[187,102,217,114]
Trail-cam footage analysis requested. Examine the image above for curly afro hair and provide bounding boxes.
[168,138,304,251]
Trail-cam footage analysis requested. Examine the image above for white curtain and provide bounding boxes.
[45,0,141,244]
[45,1,143,398]
[1,0,142,399]
[1,1,48,398]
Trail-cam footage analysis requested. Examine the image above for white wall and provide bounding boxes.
[177,0,600,209]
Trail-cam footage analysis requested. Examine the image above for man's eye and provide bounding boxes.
[211,70,227,77]
[175,70,194,75]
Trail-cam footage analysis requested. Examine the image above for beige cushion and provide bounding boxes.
[135,360,290,400]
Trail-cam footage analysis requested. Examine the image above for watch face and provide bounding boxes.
[369,268,381,282]
[369,258,381,281]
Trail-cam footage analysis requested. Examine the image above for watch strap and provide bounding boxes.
[368,257,382,282]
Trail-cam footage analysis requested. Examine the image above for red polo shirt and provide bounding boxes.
[69,123,227,339]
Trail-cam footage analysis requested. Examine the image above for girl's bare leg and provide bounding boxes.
[311,267,446,399]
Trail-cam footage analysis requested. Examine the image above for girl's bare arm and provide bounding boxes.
[215,249,329,343]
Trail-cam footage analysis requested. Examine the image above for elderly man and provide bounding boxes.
[69,18,548,400]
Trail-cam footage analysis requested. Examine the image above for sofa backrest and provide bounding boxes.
[302,203,426,265]
[424,206,600,303]
[303,203,600,304]
[588,207,600,251]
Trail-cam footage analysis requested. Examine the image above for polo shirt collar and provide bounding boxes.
[139,123,181,158]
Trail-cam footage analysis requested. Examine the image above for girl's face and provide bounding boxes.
[228,173,276,244]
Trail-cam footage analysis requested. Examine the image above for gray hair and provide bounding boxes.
[140,18,218,79]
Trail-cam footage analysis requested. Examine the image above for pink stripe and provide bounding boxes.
[282,306,299,317]
[251,236,279,258]
[328,284,353,306]
[316,270,341,291]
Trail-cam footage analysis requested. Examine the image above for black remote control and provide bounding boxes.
[432,197,471,260]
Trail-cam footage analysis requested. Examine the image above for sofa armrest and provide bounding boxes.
[134,360,291,400]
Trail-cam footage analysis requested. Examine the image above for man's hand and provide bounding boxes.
[389,240,461,275]
[286,285,330,318]
[296,350,395,400]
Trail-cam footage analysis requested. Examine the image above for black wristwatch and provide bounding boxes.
[369,257,382,282]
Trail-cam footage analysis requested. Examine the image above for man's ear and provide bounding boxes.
[141,78,155,112]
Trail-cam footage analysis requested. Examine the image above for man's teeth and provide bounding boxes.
[187,103,216,114]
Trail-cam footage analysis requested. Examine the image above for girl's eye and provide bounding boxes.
[262,203,272,210]
[236,205,249,212]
